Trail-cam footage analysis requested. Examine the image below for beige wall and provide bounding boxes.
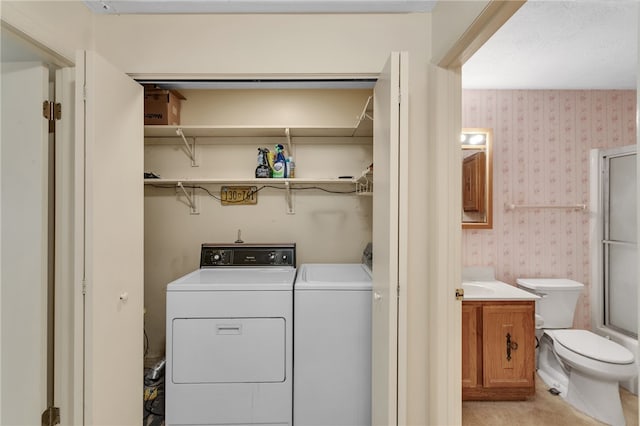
[431,0,490,64]
[144,89,374,359]
[1,0,93,64]
[93,13,428,76]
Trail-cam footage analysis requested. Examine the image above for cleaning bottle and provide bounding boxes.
[266,150,276,177]
[286,156,295,178]
[255,148,270,178]
[272,144,286,178]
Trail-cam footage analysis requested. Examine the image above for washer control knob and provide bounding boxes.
[213,253,222,261]
[268,251,276,262]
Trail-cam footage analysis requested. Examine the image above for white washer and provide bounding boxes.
[165,243,296,426]
[294,263,372,426]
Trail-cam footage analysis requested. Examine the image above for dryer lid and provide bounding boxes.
[549,329,635,364]
[167,267,297,291]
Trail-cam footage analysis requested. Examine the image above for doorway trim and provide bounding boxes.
[427,1,525,424]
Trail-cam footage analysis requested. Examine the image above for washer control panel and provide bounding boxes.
[200,243,296,267]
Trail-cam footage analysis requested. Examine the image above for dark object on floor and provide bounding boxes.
[548,387,561,396]
[144,363,165,425]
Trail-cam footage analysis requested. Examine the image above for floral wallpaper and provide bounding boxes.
[462,90,636,328]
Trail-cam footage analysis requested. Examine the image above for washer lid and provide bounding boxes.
[516,278,584,291]
[296,263,372,290]
[549,329,635,364]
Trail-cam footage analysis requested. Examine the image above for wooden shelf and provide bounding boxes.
[144,177,357,185]
[144,177,358,215]
[144,125,371,138]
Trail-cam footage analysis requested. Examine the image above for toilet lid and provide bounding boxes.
[549,330,634,364]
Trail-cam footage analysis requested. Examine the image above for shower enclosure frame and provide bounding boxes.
[590,144,638,394]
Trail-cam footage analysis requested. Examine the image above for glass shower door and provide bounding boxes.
[603,148,638,337]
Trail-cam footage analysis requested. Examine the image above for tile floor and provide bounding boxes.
[148,372,637,425]
[462,374,638,426]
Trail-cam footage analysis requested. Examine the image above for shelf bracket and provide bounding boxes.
[354,96,373,125]
[285,181,295,215]
[354,165,373,195]
[176,128,198,167]
[284,127,293,156]
[177,182,199,215]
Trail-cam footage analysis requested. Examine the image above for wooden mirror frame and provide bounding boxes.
[461,128,493,229]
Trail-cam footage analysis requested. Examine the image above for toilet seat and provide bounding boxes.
[546,329,634,364]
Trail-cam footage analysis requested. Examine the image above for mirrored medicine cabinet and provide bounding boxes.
[461,128,493,229]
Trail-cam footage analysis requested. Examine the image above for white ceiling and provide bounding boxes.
[82,0,437,14]
[462,0,639,90]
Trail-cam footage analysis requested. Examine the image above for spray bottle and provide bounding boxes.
[255,148,270,178]
[272,144,286,178]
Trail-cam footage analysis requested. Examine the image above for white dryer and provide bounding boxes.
[165,243,296,426]
[294,263,372,426]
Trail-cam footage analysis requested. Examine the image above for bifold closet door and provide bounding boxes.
[75,50,144,425]
[371,51,409,426]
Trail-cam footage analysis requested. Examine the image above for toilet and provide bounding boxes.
[516,278,637,426]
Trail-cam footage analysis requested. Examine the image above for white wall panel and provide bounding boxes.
[94,14,428,76]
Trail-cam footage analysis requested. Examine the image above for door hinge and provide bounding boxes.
[43,101,61,133]
[41,406,60,426]
[43,101,62,121]
[82,279,87,295]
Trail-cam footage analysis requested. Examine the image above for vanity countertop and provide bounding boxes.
[462,280,540,301]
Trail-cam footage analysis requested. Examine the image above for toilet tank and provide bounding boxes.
[516,278,584,328]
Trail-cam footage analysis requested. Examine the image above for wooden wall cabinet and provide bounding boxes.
[462,301,535,400]
[462,151,486,213]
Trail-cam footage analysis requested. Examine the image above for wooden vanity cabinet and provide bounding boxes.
[461,303,481,389]
[462,301,535,400]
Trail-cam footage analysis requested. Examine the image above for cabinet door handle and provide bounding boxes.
[506,333,518,361]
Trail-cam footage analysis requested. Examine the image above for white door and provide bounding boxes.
[75,50,144,425]
[1,62,50,425]
[371,51,408,426]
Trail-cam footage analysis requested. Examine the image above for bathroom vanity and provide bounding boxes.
[461,281,539,400]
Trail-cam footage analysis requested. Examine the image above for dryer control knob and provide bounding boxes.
[213,253,221,261]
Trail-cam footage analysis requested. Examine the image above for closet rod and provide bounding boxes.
[505,203,587,211]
